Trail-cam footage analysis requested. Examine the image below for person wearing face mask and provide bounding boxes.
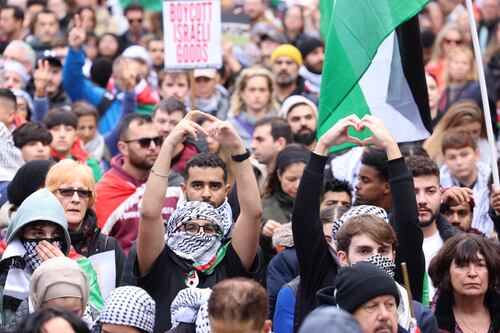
[0,188,71,325]
[291,115,427,331]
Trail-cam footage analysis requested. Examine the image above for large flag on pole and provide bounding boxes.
[318,0,432,152]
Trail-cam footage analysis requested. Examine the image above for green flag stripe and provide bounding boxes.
[318,0,428,128]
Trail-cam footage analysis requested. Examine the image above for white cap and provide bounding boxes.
[193,68,217,79]
[279,95,318,118]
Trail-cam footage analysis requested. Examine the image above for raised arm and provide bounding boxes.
[360,115,424,302]
[104,60,138,156]
[137,111,208,276]
[294,115,362,293]
[63,15,105,106]
[206,117,262,270]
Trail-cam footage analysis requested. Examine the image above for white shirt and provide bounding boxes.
[423,231,444,300]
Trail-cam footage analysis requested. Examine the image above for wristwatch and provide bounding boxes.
[231,148,251,162]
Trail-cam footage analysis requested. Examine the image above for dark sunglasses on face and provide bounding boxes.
[178,222,221,236]
[58,188,92,199]
[125,136,164,148]
[128,18,143,24]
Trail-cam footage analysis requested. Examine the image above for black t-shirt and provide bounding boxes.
[134,242,263,333]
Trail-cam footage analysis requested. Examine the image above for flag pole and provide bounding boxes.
[465,0,500,187]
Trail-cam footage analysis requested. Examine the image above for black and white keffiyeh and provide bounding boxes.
[171,287,212,333]
[363,253,396,279]
[91,286,155,333]
[331,205,388,247]
[166,200,232,266]
[21,238,62,271]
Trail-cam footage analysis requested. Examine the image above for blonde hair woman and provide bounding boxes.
[45,159,125,285]
[228,67,279,148]
[423,101,490,166]
[437,46,480,113]
[426,24,466,90]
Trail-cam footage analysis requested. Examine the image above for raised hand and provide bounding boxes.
[205,118,245,154]
[68,14,86,51]
[121,58,139,92]
[315,114,363,155]
[490,185,500,215]
[163,111,209,148]
[33,59,50,97]
[359,115,401,159]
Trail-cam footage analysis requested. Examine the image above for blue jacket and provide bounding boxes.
[267,248,299,319]
[62,47,123,136]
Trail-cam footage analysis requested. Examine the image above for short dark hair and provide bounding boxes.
[441,130,477,154]
[2,5,24,21]
[208,278,268,330]
[33,9,58,28]
[361,149,389,182]
[43,109,78,129]
[428,233,499,292]
[321,178,353,202]
[16,307,89,333]
[405,155,440,179]
[72,101,99,122]
[319,205,349,225]
[124,1,144,14]
[152,98,186,118]
[12,122,52,148]
[158,70,190,88]
[0,88,17,110]
[399,143,429,158]
[118,114,153,141]
[185,152,228,183]
[254,117,292,144]
[336,214,398,253]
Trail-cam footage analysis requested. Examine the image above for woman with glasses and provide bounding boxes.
[44,159,125,287]
[428,233,499,333]
[426,24,466,91]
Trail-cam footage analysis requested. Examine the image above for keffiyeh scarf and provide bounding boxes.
[171,287,212,333]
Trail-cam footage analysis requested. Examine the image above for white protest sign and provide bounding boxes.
[163,0,222,69]
[88,250,116,300]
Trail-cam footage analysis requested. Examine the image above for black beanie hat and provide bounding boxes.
[296,34,324,59]
[335,262,400,313]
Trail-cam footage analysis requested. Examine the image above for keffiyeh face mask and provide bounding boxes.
[20,237,63,271]
[362,253,396,279]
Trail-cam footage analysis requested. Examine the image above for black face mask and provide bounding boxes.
[19,237,63,271]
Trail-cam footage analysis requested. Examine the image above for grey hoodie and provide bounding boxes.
[5,188,71,255]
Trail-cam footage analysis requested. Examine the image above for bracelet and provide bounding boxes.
[151,168,168,178]
[231,148,251,162]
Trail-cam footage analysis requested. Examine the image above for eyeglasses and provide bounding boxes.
[128,18,143,24]
[443,38,462,45]
[125,136,164,148]
[58,188,92,199]
[177,222,221,236]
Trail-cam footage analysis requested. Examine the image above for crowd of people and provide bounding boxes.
[0,0,499,332]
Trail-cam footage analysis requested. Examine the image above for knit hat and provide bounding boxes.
[4,60,30,88]
[29,257,89,310]
[279,95,318,119]
[335,262,400,313]
[91,286,156,333]
[270,44,303,66]
[275,144,310,171]
[296,34,324,59]
[298,306,362,333]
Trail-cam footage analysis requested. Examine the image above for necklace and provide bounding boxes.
[454,311,489,333]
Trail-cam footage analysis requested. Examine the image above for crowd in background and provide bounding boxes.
[0,0,499,332]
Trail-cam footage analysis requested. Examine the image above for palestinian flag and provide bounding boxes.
[318,0,432,152]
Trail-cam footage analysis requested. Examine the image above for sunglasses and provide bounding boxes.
[58,188,92,199]
[128,18,143,24]
[125,136,164,148]
[443,38,462,45]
